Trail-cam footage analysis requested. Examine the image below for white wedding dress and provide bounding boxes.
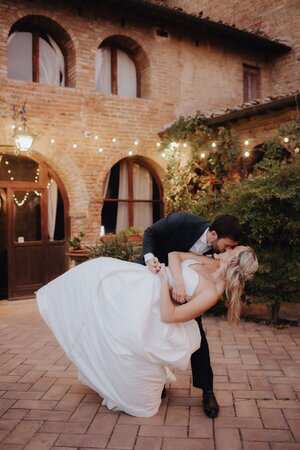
[37,257,201,417]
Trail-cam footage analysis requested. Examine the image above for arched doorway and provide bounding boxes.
[101,156,163,234]
[0,152,69,300]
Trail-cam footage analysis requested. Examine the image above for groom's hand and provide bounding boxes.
[146,257,160,274]
[172,284,186,303]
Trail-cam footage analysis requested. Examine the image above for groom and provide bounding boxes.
[138,212,242,418]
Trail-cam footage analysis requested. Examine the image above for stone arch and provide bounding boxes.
[101,155,164,233]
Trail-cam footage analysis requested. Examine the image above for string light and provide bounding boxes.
[13,192,29,206]
[156,142,161,148]
[295,147,299,153]
[200,152,206,159]
[95,135,99,140]
[244,140,249,146]
[134,140,139,146]
[73,143,77,148]
[183,143,187,148]
[112,138,117,143]
[128,150,133,156]
[211,142,216,148]
[161,152,166,158]
[98,147,103,153]
[244,151,250,157]
[5,160,9,165]
[50,138,55,144]
[283,137,289,143]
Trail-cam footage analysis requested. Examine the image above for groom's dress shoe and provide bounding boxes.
[203,390,219,418]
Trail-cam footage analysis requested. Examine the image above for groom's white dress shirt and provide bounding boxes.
[144,227,211,262]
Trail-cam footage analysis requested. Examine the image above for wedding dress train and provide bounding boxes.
[37,257,201,417]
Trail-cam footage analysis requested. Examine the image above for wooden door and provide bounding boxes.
[0,152,69,300]
[8,187,46,298]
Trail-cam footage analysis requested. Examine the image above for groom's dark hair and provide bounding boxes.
[209,214,243,241]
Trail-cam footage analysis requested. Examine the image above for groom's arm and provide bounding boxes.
[142,212,187,258]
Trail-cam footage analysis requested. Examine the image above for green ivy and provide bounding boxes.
[160,115,300,318]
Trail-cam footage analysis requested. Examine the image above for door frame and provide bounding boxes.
[0,149,70,299]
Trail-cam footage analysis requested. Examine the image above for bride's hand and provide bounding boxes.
[157,263,168,282]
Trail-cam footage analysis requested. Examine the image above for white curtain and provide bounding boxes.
[7,31,65,86]
[133,164,152,230]
[95,47,111,94]
[116,161,129,232]
[40,35,65,86]
[48,178,58,241]
[117,49,137,98]
[7,32,33,81]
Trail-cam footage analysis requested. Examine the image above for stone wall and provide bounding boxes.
[167,0,300,95]
[0,0,297,239]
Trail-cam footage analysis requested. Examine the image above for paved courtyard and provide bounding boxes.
[0,299,299,450]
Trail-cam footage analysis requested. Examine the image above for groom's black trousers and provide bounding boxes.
[191,316,213,390]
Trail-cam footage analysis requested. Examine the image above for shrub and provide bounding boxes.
[86,233,140,262]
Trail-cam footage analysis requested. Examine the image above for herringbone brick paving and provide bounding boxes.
[0,299,299,450]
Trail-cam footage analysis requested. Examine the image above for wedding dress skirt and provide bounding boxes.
[37,257,201,417]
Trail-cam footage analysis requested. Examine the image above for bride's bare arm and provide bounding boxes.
[158,265,219,324]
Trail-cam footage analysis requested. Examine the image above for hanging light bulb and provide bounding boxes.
[200,152,206,159]
[211,142,216,148]
[244,151,250,157]
[12,103,36,152]
[284,137,289,143]
[156,142,161,148]
[244,140,249,146]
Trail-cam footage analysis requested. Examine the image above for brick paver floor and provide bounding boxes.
[0,299,299,450]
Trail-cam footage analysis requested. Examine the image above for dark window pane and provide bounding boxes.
[0,154,39,183]
[105,163,120,199]
[243,65,260,102]
[53,188,65,240]
[14,190,41,241]
[101,201,118,234]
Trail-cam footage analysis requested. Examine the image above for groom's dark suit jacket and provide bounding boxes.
[138,211,214,390]
[138,212,210,265]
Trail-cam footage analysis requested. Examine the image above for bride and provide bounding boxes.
[36,245,258,417]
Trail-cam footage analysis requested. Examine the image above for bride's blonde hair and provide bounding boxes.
[219,247,258,324]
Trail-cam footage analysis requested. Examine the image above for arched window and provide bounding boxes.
[101,158,163,234]
[8,29,65,86]
[96,45,139,97]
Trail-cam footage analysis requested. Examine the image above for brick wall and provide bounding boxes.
[0,0,296,240]
[167,0,300,95]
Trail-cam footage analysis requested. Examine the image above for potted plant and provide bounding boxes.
[67,231,85,252]
[66,232,89,265]
[120,227,143,243]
